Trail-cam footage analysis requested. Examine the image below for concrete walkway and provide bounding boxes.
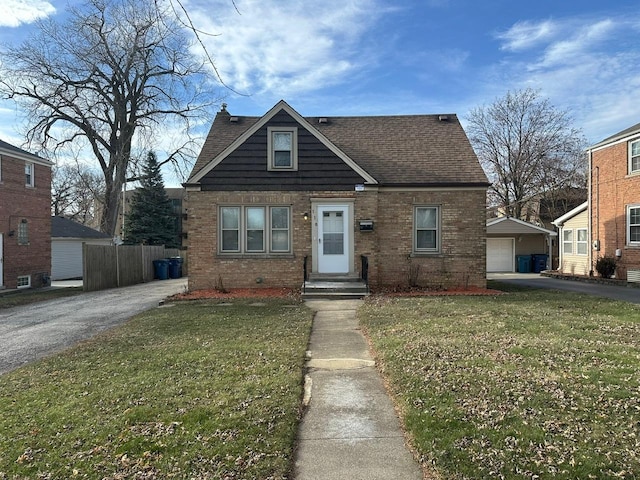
[294,300,422,480]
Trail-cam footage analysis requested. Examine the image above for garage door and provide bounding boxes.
[487,238,514,272]
[52,240,83,280]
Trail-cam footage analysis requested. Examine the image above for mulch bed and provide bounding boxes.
[169,286,503,301]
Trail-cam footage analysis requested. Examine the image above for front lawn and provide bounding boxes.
[359,288,640,479]
[0,298,312,479]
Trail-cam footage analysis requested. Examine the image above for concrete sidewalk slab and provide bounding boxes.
[295,300,422,480]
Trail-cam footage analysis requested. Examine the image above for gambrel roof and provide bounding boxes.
[187,100,488,187]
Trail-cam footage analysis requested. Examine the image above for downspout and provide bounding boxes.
[588,149,597,276]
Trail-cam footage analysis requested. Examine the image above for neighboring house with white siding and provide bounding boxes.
[552,202,590,276]
[51,216,112,280]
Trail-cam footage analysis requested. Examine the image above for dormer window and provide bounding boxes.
[630,139,640,174]
[267,127,298,171]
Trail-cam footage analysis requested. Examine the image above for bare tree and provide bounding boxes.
[467,89,587,220]
[52,163,105,227]
[1,0,219,235]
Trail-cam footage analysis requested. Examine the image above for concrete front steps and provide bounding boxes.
[301,274,369,300]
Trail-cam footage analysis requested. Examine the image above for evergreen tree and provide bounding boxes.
[124,151,178,247]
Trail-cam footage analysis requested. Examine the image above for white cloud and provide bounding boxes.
[0,0,56,27]
[186,0,383,97]
[497,20,558,52]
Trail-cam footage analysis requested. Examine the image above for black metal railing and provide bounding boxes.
[303,255,309,293]
[360,255,369,293]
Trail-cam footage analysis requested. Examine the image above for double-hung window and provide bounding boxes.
[25,162,34,187]
[628,205,640,246]
[576,228,588,255]
[220,206,291,254]
[563,229,573,254]
[414,206,439,253]
[267,127,298,170]
[630,140,640,174]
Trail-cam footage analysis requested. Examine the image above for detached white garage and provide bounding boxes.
[486,217,557,273]
[487,238,515,272]
[51,216,112,280]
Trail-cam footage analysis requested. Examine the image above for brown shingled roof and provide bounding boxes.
[188,101,488,187]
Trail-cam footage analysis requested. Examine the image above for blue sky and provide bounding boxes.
[1,0,639,186]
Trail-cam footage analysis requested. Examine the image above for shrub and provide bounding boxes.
[595,255,617,279]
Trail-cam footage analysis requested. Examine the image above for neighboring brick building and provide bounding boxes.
[184,101,489,291]
[588,122,640,282]
[0,139,53,289]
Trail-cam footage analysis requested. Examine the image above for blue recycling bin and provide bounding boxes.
[531,254,549,273]
[153,259,169,280]
[168,257,183,279]
[516,255,532,273]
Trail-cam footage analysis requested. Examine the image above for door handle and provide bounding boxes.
[319,238,322,243]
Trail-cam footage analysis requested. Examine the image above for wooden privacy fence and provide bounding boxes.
[83,244,187,292]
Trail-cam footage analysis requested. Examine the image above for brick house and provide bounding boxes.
[0,139,53,289]
[588,121,640,282]
[184,101,489,291]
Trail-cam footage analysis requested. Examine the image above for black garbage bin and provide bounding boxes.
[153,259,169,280]
[168,257,183,279]
[531,254,549,273]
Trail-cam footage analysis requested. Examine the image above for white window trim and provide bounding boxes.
[219,205,291,255]
[576,228,588,256]
[17,275,31,289]
[267,127,298,171]
[627,204,640,246]
[563,229,573,254]
[413,206,440,254]
[630,139,640,174]
[25,162,34,187]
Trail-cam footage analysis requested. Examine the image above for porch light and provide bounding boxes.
[303,212,309,221]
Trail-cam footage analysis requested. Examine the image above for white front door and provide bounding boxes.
[317,205,350,273]
[0,234,3,287]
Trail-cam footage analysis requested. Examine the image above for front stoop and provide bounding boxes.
[302,274,369,300]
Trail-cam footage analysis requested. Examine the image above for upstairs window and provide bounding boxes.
[267,127,298,171]
[628,205,640,246]
[25,162,34,187]
[630,140,640,174]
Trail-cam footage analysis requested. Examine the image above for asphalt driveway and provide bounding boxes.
[489,273,640,304]
[0,278,187,375]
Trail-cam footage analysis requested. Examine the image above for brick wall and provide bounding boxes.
[591,142,640,279]
[0,155,52,289]
[375,189,487,289]
[186,187,487,291]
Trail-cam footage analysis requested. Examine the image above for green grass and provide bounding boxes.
[359,289,640,480]
[0,287,83,309]
[0,298,312,479]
